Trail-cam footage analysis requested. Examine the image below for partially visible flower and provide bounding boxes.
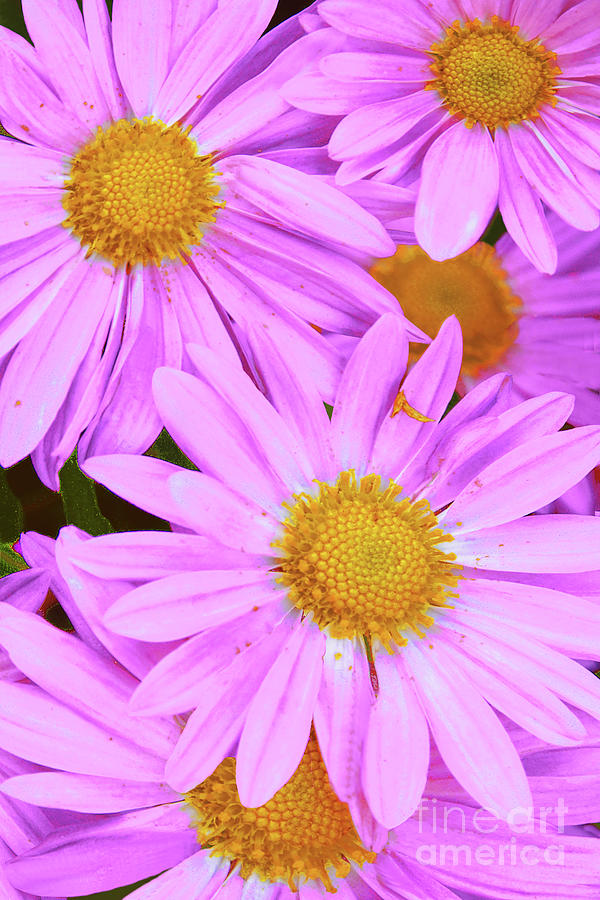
[69,314,600,830]
[368,213,600,426]
[2,604,600,899]
[0,0,422,488]
[283,0,600,272]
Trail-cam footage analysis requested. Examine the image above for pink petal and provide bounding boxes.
[82,0,129,119]
[0,42,88,150]
[318,0,433,47]
[236,619,325,807]
[159,261,240,367]
[155,0,278,123]
[403,639,532,818]
[167,1,220,62]
[152,368,286,516]
[314,638,371,802]
[443,425,600,533]
[331,314,408,471]
[0,606,177,759]
[211,208,404,331]
[0,138,65,191]
[329,92,440,163]
[0,682,166,782]
[21,530,106,652]
[510,0,565,39]
[321,50,428,83]
[65,531,248,580]
[442,609,600,723]
[31,269,129,486]
[220,155,395,258]
[509,122,599,231]
[105,570,276,641]
[496,127,557,273]
[56,528,177,682]
[112,0,172,116]
[0,258,114,466]
[336,108,449,186]
[6,804,196,896]
[558,81,600,116]
[541,0,600,52]
[363,654,429,827]
[542,106,600,169]
[0,191,66,247]
[2,771,177,813]
[416,122,499,259]
[125,852,230,900]
[191,28,341,156]
[129,605,284,716]
[424,390,575,512]
[168,470,276,554]
[188,244,345,401]
[82,454,187,525]
[403,372,513,495]
[22,0,109,130]
[79,266,182,460]
[440,638,587,746]
[164,620,294,792]
[356,856,456,900]
[207,221,393,336]
[246,323,336,483]
[395,804,600,897]
[282,69,401,116]
[0,231,79,329]
[456,577,600,657]
[370,316,462,479]
[185,343,314,493]
[453,515,600,572]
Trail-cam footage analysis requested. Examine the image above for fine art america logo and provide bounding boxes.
[414,798,569,867]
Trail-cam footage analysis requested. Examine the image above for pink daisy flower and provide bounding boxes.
[368,212,600,426]
[282,0,600,273]
[0,0,416,488]
[2,601,600,898]
[67,314,600,829]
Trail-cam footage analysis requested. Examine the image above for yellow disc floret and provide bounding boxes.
[370,242,522,377]
[185,735,375,892]
[427,16,561,128]
[273,470,460,651]
[62,117,222,269]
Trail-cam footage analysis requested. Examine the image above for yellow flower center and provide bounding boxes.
[273,470,460,652]
[427,16,560,128]
[185,736,375,892]
[370,243,522,377]
[62,117,222,269]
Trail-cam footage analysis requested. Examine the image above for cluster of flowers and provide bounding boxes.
[1,0,600,898]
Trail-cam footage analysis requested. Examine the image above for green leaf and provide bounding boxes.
[69,874,157,899]
[145,428,197,470]
[442,391,461,418]
[0,0,27,37]
[481,210,507,246]
[0,541,27,577]
[0,467,24,542]
[59,451,115,536]
[324,402,333,420]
